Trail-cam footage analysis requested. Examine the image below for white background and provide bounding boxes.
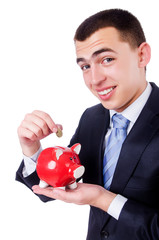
[0,0,159,239]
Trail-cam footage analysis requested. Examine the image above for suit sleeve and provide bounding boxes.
[117,199,159,239]
[15,160,53,202]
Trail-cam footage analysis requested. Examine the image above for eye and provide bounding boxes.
[102,58,114,64]
[73,156,76,160]
[70,157,73,160]
[81,64,90,71]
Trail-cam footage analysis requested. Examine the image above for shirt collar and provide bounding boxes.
[109,82,152,125]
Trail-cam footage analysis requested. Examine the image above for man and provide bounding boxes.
[16,9,159,239]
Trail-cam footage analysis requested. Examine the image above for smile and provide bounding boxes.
[98,87,115,96]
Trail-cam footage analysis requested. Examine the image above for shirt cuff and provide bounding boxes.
[22,146,43,178]
[107,194,128,220]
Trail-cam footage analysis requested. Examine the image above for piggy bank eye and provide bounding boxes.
[73,156,76,160]
[70,157,73,160]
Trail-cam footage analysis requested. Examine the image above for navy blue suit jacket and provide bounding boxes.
[16,82,159,240]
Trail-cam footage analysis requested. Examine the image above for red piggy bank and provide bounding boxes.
[36,143,85,190]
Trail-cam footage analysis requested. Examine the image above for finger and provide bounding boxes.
[21,120,44,139]
[24,112,52,136]
[33,111,63,134]
[32,110,57,133]
[18,126,37,142]
[32,185,67,200]
[56,124,63,131]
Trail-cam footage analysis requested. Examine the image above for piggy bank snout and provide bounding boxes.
[73,165,85,179]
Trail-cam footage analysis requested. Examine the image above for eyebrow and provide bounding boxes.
[76,48,117,64]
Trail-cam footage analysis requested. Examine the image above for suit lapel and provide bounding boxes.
[93,108,110,185]
[110,83,159,194]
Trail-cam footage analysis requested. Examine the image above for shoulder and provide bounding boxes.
[82,103,107,118]
[77,103,109,131]
[147,82,159,113]
[150,82,159,96]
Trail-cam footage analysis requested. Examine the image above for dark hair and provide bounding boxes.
[74,9,146,49]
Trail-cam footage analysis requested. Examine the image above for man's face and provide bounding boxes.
[75,27,147,112]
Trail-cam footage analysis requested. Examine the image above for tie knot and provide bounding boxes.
[112,114,130,129]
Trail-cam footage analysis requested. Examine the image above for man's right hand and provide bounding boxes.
[17,110,62,157]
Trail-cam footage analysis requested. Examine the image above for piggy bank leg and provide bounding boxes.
[57,186,66,190]
[67,181,77,190]
[39,180,49,188]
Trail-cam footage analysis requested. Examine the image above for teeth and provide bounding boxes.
[98,87,114,95]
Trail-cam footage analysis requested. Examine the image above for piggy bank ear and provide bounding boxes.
[56,149,63,160]
[71,143,81,155]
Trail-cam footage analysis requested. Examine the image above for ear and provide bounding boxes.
[71,143,81,155]
[56,149,63,160]
[138,42,151,68]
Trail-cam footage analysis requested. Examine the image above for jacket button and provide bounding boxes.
[101,230,109,239]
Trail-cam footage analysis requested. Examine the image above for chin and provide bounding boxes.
[100,101,115,110]
[100,101,123,112]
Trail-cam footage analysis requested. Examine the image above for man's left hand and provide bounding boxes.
[32,183,116,212]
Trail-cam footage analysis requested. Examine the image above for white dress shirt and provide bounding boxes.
[107,82,152,219]
[22,82,152,220]
[22,145,42,177]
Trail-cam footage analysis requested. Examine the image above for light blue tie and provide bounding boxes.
[103,114,130,190]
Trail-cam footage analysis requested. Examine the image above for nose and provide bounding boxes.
[91,64,106,85]
[74,166,85,179]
